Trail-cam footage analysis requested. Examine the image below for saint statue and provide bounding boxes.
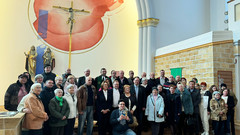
[24,46,38,77]
[42,47,55,69]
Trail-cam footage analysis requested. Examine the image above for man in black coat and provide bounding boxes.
[42,64,56,83]
[40,79,55,135]
[148,72,158,90]
[188,80,201,135]
[95,68,109,91]
[130,77,146,135]
[116,70,129,89]
[77,68,94,88]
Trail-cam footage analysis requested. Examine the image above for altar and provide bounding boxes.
[0,112,25,135]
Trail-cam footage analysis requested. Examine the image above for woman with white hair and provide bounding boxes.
[22,83,48,135]
[63,84,78,135]
[49,89,70,135]
[35,74,44,88]
[141,77,151,96]
[64,75,78,94]
[53,76,64,91]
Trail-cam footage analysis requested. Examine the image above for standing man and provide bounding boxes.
[95,68,109,91]
[39,79,55,135]
[128,70,135,85]
[130,77,146,135]
[77,68,94,88]
[116,70,129,89]
[188,80,201,135]
[112,80,123,111]
[42,64,56,83]
[62,68,72,86]
[148,72,158,90]
[163,75,176,94]
[77,77,96,135]
[109,70,117,87]
[157,70,169,86]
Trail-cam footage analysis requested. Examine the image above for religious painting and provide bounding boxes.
[28,0,125,53]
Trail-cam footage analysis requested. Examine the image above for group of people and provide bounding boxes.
[4,65,238,135]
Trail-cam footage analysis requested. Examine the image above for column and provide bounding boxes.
[234,40,240,124]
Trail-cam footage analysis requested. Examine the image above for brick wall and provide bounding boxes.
[154,41,235,91]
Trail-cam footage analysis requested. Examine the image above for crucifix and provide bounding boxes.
[53,1,90,68]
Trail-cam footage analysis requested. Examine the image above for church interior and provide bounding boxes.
[0,0,240,134]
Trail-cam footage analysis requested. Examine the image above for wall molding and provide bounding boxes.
[137,18,160,27]
[154,40,233,59]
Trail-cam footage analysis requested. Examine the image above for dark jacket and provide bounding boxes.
[48,97,70,127]
[42,72,56,83]
[176,89,194,115]
[40,86,55,115]
[166,93,181,123]
[120,94,137,111]
[203,90,212,112]
[130,85,146,111]
[116,77,129,89]
[224,96,235,115]
[4,81,30,111]
[97,89,113,116]
[110,109,133,134]
[156,77,169,85]
[188,88,201,114]
[163,81,176,94]
[147,78,158,89]
[159,91,167,114]
[95,75,109,91]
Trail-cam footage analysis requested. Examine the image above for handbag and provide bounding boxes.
[186,115,195,126]
[129,116,138,127]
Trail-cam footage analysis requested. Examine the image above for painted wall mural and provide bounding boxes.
[29,0,124,53]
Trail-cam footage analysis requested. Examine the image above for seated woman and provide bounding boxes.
[145,87,165,135]
[22,83,48,135]
[121,85,137,115]
[63,84,78,135]
[210,91,227,135]
[49,89,70,135]
[110,99,136,135]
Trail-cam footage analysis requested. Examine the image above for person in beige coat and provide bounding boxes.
[23,83,48,135]
[210,91,227,135]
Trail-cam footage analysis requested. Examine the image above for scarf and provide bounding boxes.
[56,96,63,106]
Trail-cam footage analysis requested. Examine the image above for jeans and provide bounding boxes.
[78,106,93,135]
[29,129,43,135]
[64,118,76,135]
[226,111,235,135]
[113,129,136,135]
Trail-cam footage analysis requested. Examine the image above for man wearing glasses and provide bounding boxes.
[110,99,136,135]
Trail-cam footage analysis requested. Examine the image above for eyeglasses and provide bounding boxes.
[119,104,125,105]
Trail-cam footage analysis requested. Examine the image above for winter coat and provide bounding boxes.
[145,94,165,123]
[48,97,70,127]
[210,98,227,121]
[176,89,194,115]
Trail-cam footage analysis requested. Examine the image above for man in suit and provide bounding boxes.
[95,68,109,91]
[157,69,169,86]
[112,80,123,110]
[116,70,129,89]
[188,80,201,135]
[109,70,117,87]
[77,68,94,88]
[130,77,146,135]
[97,81,113,135]
[128,70,135,85]
[148,72,158,90]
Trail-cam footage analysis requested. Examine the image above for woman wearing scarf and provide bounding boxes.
[145,87,165,135]
[49,89,70,135]
[210,91,227,135]
[63,84,78,135]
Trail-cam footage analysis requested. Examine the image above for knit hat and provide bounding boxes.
[213,91,220,96]
[220,83,227,88]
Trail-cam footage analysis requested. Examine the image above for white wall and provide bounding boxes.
[228,0,240,42]
[210,0,228,31]
[152,0,210,48]
[0,0,139,105]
